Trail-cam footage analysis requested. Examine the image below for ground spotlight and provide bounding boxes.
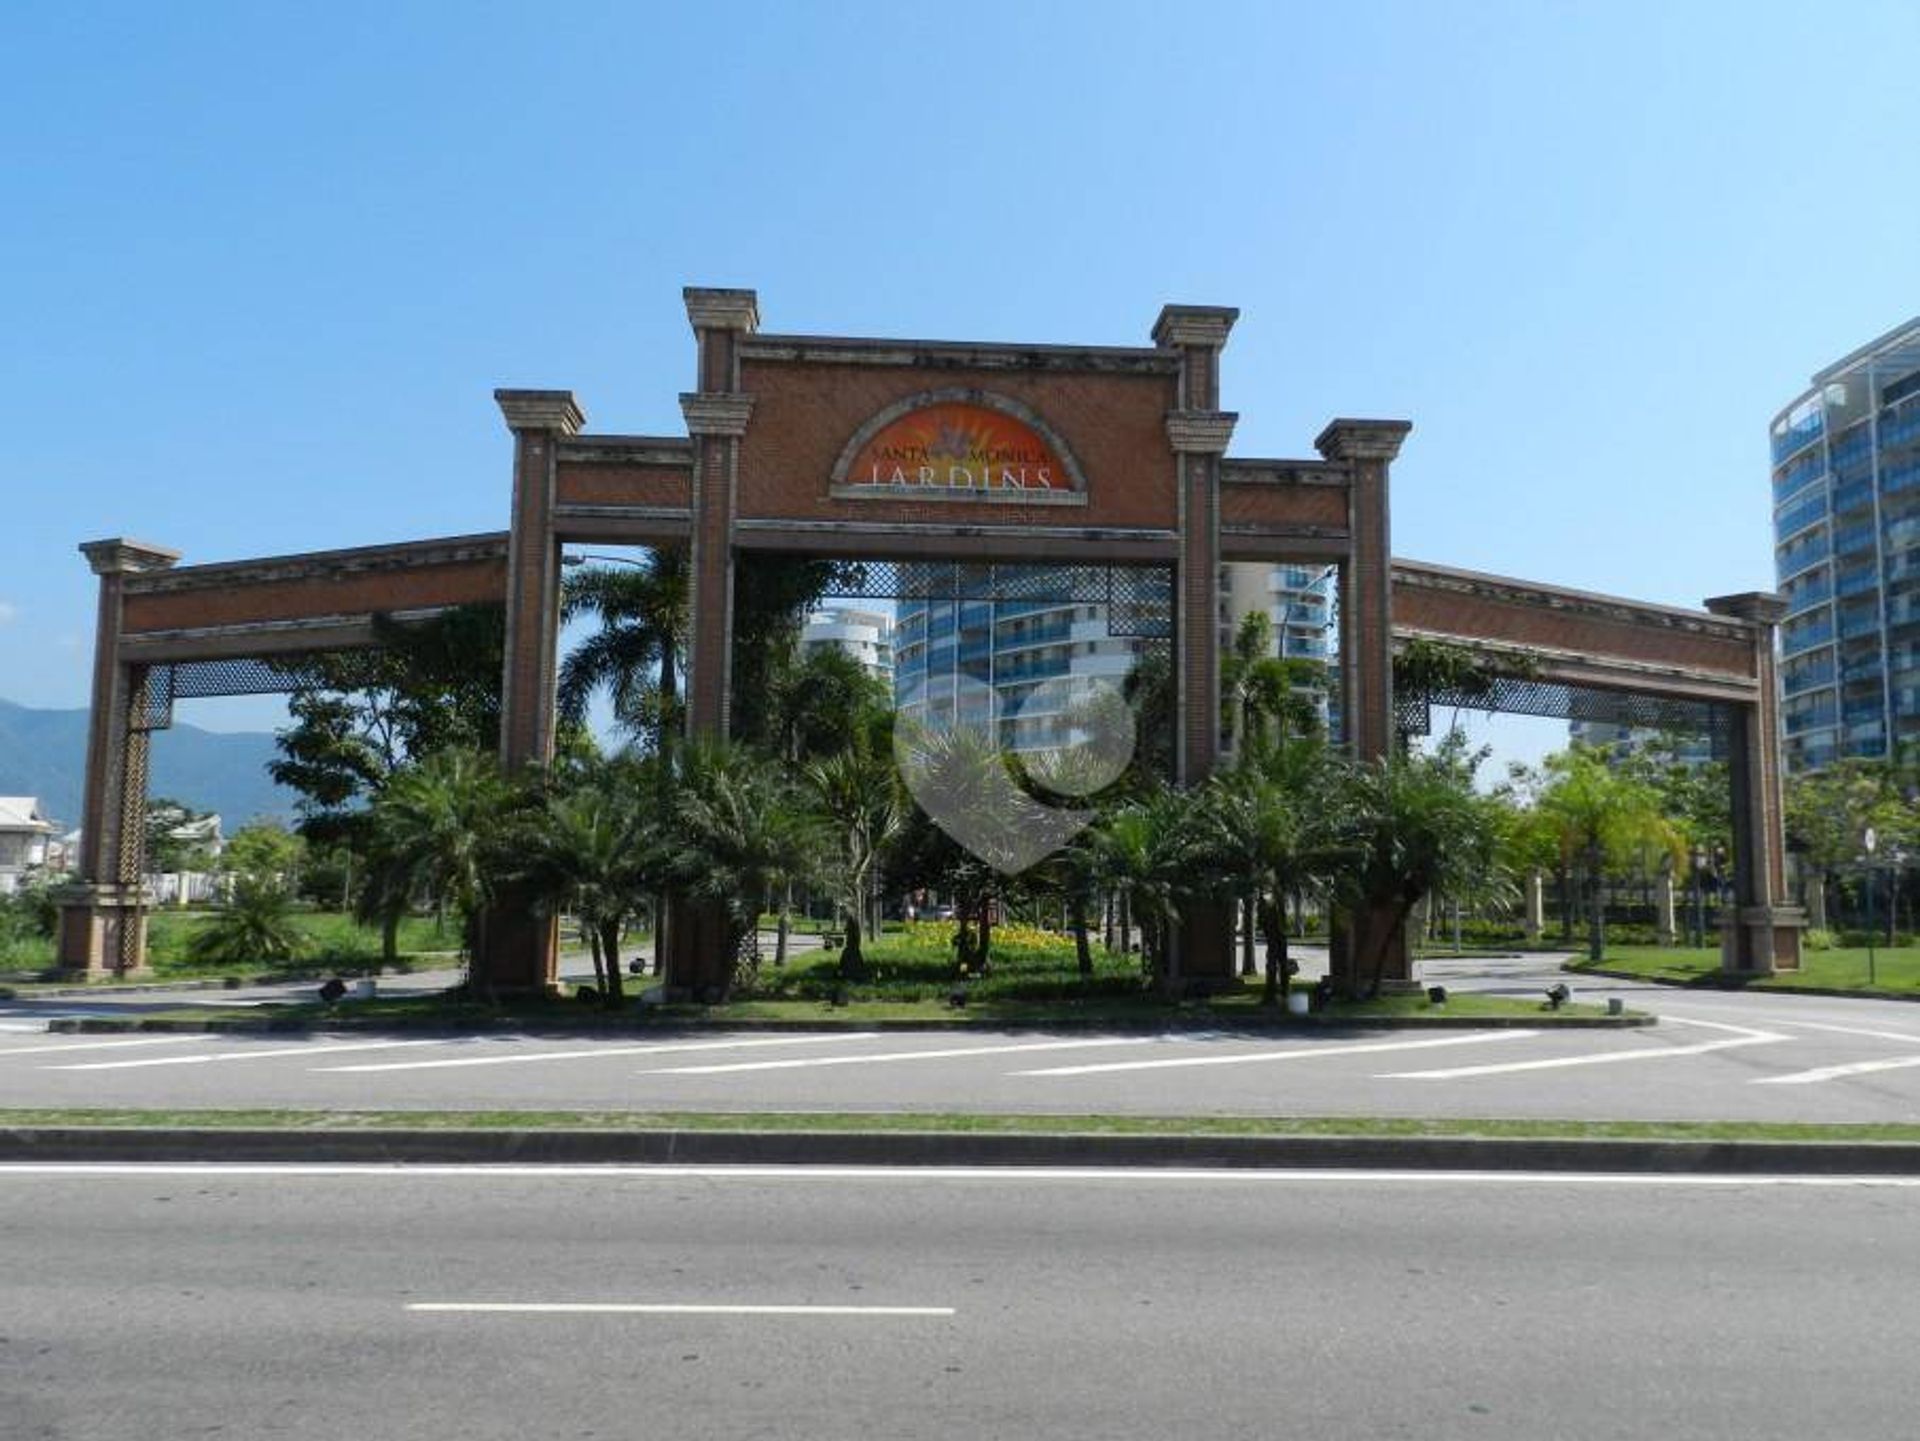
[1545,982,1571,1010]
[1426,985,1448,1005]
[317,976,347,1005]
[947,985,969,1009]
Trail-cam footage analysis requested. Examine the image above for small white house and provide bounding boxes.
[0,798,59,897]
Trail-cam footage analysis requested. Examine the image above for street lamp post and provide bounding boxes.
[1864,826,1879,989]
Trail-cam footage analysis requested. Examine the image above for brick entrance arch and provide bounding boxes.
[64,287,1799,988]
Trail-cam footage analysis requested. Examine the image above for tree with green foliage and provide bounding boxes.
[668,740,824,997]
[1084,788,1203,987]
[1785,757,1916,934]
[511,755,662,1007]
[1199,737,1348,1005]
[144,798,217,875]
[221,821,306,889]
[187,874,306,967]
[360,748,521,998]
[1333,742,1512,997]
[1535,746,1683,962]
[558,551,689,748]
[805,741,904,980]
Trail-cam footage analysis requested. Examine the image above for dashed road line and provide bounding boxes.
[1382,1016,1785,1079]
[0,1036,205,1058]
[316,1032,883,1074]
[1755,1054,1920,1086]
[49,1039,453,1072]
[407,1302,955,1318]
[1013,1030,1535,1077]
[642,1037,1147,1075]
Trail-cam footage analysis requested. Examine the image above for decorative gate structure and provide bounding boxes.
[64,287,1801,988]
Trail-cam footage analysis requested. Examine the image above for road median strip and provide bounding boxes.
[3,1110,1919,1174]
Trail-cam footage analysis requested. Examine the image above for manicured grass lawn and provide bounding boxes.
[1571,943,1920,996]
[0,910,465,983]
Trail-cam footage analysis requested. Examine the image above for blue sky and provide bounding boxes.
[2,1,1916,768]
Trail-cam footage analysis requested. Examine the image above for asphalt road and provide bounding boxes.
[4,1164,1918,1440]
[5,953,1920,1123]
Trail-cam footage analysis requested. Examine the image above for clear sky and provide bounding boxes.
[3,1,1916,768]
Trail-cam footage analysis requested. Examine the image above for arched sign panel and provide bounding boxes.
[829,392,1089,506]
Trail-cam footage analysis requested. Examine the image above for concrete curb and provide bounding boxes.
[42,1012,1653,1037]
[1569,963,1920,1004]
[3,1126,1917,1174]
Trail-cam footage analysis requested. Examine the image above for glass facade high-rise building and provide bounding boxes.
[1771,318,1920,773]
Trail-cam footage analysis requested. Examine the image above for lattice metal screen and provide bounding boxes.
[133,657,324,733]
[815,560,1174,638]
[1397,673,1732,756]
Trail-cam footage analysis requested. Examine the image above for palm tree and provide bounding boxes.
[1333,747,1511,998]
[557,551,689,747]
[512,756,661,1007]
[361,748,520,997]
[188,874,306,968]
[1536,747,1683,962]
[1085,789,1202,986]
[668,741,824,996]
[1200,739,1347,1005]
[805,743,904,980]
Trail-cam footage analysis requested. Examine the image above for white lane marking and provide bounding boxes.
[0,1036,205,1058]
[1756,1054,1920,1086]
[1775,1020,1920,1046]
[1013,1030,1535,1077]
[647,1038,1146,1075]
[408,1302,954,1317]
[1382,1017,1785,1079]
[2,1162,1917,1189]
[50,1039,452,1072]
[318,1033,883,1073]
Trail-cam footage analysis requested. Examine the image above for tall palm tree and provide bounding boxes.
[557,551,689,747]
[1086,789,1202,986]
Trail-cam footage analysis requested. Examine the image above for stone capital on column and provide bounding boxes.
[684,287,761,334]
[680,392,755,437]
[1152,305,1239,350]
[1165,410,1238,455]
[1704,591,1790,627]
[494,389,585,435]
[1315,419,1412,463]
[78,539,181,576]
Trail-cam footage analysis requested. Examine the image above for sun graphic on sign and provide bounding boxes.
[846,401,1066,493]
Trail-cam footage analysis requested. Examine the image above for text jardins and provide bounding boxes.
[860,445,1057,491]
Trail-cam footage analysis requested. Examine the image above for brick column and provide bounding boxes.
[668,287,757,998]
[680,288,758,741]
[1704,591,1804,974]
[486,389,583,992]
[1155,304,1238,988]
[56,538,180,979]
[1317,419,1413,993]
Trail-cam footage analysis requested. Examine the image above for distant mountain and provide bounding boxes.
[0,698,296,830]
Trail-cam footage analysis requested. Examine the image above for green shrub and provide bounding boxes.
[1803,927,1836,952]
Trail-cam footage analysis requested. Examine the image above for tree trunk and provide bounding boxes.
[775,880,791,969]
[1071,894,1093,980]
[1259,898,1288,1007]
[381,909,400,968]
[838,910,866,981]
[599,918,625,1007]
[1557,868,1573,943]
[977,899,994,976]
[1587,848,1606,964]
[585,920,606,994]
[1240,894,1257,977]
